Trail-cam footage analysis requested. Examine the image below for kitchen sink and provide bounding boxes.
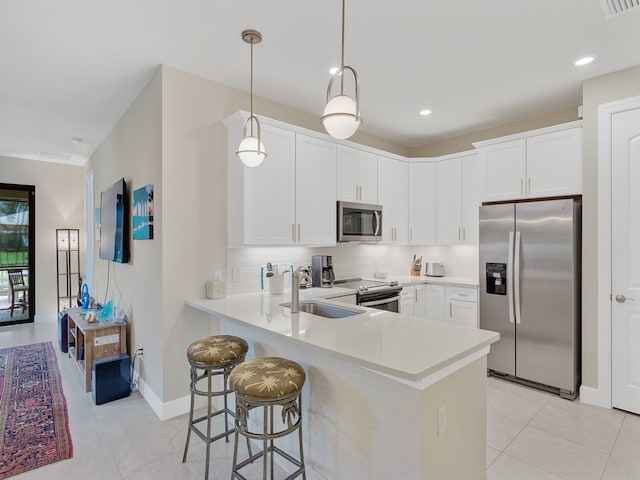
[281,301,365,318]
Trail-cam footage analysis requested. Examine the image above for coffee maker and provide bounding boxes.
[311,255,335,288]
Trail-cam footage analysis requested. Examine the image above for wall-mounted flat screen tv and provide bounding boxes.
[99,178,129,263]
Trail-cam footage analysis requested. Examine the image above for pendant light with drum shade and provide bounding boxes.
[236,29,266,167]
[321,0,361,140]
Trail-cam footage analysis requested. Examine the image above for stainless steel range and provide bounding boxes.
[334,278,402,313]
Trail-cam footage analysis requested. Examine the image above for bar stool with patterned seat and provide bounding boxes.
[229,356,306,480]
[182,335,250,479]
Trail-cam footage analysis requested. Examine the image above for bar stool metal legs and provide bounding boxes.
[229,357,307,480]
[182,335,250,480]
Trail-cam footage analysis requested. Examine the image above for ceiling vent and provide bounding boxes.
[600,0,640,17]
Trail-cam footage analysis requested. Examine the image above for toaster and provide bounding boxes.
[425,262,445,277]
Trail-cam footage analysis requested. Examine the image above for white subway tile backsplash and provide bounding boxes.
[227,244,479,294]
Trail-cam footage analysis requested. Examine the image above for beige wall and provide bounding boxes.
[580,65,640,389]
[87,69,164,396]
[0,156,84,318]
[409,107,579,157]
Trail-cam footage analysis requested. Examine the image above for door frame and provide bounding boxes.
[0,183,36,325]
[586,94,640,408]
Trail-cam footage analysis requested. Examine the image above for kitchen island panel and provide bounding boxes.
[215,316,487,480]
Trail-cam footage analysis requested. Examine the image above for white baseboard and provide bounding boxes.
[138,377,207,421]
[579,385,612,409]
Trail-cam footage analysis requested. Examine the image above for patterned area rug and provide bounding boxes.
[0,342,73,479]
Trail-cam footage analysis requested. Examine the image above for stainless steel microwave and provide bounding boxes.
[337,201,383,242]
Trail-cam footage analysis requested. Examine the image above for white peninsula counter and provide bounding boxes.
[186,290,498,480]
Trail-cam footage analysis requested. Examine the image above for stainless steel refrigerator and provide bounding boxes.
[479,198,581,399]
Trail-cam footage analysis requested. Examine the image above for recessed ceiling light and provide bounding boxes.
[419,109,432,116]
[574,55,595,66]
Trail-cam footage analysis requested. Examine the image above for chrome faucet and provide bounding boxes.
[291,266,312,313]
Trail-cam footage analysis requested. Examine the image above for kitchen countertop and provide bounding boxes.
[186,288,498,382]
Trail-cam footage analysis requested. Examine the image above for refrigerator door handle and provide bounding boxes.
[514,231,522,324]
[507,231,515,324]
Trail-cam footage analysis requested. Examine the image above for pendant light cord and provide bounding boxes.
[340,0,345,94]
[250,40,254,137]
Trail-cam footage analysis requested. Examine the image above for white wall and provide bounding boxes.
[87,69,164,399]
[0,155,84,319]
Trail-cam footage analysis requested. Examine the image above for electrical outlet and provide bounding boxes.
[437,405,447,437]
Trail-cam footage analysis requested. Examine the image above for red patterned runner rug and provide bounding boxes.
[0,342,73,479]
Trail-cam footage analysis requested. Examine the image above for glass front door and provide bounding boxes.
[0,184,35,325]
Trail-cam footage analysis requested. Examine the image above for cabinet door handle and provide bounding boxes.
[297,224,301,242]
[410,228,413,242]
[528,177,532,195]
[462,226,466,241]
[458,226,461,241]
[449,303,452,317]
[414,289,417,303]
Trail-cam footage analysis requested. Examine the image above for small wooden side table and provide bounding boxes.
[66,307,127,392]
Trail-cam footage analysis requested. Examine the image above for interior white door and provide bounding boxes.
[611,106,640,415]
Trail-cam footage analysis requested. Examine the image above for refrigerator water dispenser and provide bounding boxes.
[486,263,506,295]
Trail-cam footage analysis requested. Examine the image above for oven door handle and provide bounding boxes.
[360,294,401,307]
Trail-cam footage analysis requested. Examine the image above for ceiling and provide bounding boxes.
[2,0,640,166]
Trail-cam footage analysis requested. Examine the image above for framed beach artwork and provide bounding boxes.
[132,184,154,240]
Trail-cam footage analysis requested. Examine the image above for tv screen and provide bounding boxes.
[99,178,129,263]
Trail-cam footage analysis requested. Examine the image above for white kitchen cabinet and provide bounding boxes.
[436,158,462,243]
[295,134,337,246]
[414,284,427,318]
[461,154,480,244]
[477,122,582,202]
[437,153,479,244]
[409,162,437,244]
[400,287,414,315]
[337,145,378,203]
[228,122,296,246]
[445,286,478,328]
[425,284,445,321]
[378,155,408,244]
[478,139,527,202]
[400,284,427,318]
[526,128,582,198]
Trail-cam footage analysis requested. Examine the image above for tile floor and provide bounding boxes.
[1,320,640,480]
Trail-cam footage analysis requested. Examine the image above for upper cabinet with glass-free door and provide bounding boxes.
[337,145,378,204]
[227,117,296,246]
[226,114,337,247]
[378,155,408,244]
[437,153,479,244]
[475,121,582,203]
[295,134,337,246]
[409,161,437,245]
